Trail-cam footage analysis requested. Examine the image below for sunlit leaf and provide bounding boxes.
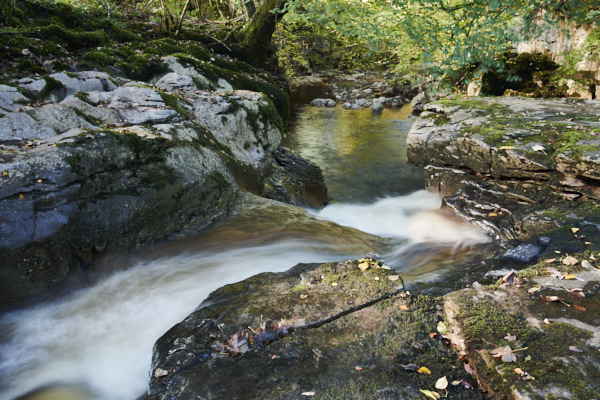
[300,294,308,299]
[562,255,578,266]
[429,332,437,338]
[436,321,447,335]
[527,286,541,294]
[569,346,583,353]
[301,392,315,396]
[435,376,448,390]
[564,273,576,280]
[514,367,523,374]
[331,282,338,287]
[399,304,409,310]
[358,261,370,271]
[417,366,431,375]
[355,365,363,371]
[419,389,439,399]
[504,334,517,342]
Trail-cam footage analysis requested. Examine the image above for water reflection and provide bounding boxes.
[285,105,425,202]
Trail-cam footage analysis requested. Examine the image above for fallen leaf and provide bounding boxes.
[562,255,578,266]
[574,305,587,311]
[546,258,556,263]
[300,294,308,299]
[374,276,380,281]
[571,227,580,233]
[419,389,440,399]
[459,380,474,389]
[388,275,400,281]
[272,354,278,359]
[417,366,431,375]
[464,362,475,374]
[527,286,541,294]
[36,179,42,183]
[499,145,515,150]
[569,346,583,353]
[544,318,551,324]
[301,392,315,396]
[358,261,370,271]
[436,321,447,335]
[566,288,585,299]
[502,270,518,284]
[488,212,498,217]
[451,380,462,386]
[429,332,438,338]
[399,304,409,310]
[520,371,534,381]
[153,368,168,378]
[514,367,523,374]
[564,273,576,280]
[541,295,570,306]
[331,282,338,287]
[532,144,546,154]
[435,376,448,390]
[582,260,595,269]
[355,366,363,371]
[402,363,420,371]
[2,171,7,177]
[525,355,531,362]
[504,334,517,342]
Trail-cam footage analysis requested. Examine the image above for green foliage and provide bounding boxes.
[274,0,419,77]
[393,0,600,87]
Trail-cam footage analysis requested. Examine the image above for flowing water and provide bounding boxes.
[0,103,493,400]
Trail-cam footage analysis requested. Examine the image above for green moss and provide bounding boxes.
[74,91,94,105]
[74,108,101,126]
[37,24,109,50]
[291,283,309,292]
[159,91,191,119]
[38,75,65,100]
[423,112,450,126]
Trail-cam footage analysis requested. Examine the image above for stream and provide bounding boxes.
[0,102,493,400]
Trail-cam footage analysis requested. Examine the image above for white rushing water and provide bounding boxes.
[0,191,490,400]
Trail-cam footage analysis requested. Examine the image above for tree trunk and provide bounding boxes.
[244,0,256,18]
[239,0,288,66]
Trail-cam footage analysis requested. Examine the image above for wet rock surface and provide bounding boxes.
[0,55,327,304]
[406,95,600,399]
[145,260,483,400]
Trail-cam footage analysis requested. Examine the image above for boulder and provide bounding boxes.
[144,261,477,400]
[410,91,430,114]
[309,98,336,107]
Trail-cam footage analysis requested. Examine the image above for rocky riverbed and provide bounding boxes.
[0,53,328,305]
[145,95,600,400]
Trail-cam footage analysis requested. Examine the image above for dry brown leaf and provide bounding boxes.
[464,362,475,374]
[574,305,587,311]
[429,332,438,338]
[562,255,578,266]
[546,258,556,263]
[514,367,523,374]
[355,366,363,371]
[504,334,517,342]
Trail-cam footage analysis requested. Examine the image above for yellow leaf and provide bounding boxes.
[419,389,439,399]
[300,294,307,299]
[399,304,409,310]
[435,376,448,390]
[2,171,7,177]
[355,366,362,371]
[358,262,370,271]
[499,146,515,150]
[417,366,431,375]
[331,282,338,287]
[571,227,580,233]
[36,179,42,183]
[488,212,498,217]
[564,273,576,280]
[19,194,24,200]
[436,321,447,334]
